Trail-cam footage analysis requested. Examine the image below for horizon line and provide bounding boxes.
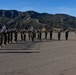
[0,9,75,17]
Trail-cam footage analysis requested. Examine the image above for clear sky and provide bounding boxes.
[0,0,76,16]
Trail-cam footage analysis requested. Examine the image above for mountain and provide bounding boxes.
[0,9,76,30]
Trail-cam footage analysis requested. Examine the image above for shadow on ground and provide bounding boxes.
[0,51,40,54]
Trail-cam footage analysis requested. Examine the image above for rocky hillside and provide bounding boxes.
[0,10,76,30]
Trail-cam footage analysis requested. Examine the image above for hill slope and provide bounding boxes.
[0,10,76,29]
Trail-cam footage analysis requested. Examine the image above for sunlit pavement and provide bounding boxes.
[0,32,76,75]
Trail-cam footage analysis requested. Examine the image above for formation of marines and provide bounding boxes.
[0,26,76,47]
[0,26,18,47]
[20,27,72,42]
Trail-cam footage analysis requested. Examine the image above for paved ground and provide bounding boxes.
[0,32,76,75]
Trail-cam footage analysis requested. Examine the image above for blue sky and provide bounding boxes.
[0,0,76,16]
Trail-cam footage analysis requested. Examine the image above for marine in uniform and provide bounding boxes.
[28,29,31,40]
[23,29,27,41]
[65,30,69,40]
[10,29,14,43]
[45,29,48,40]
[58,31,61,40]
[14,28,18,43]
[3,29,7,45]
[37,29,42,41]
[49,29,53,40]
[0,29,3,47]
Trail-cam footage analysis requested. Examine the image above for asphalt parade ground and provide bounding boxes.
[0,32,76,75]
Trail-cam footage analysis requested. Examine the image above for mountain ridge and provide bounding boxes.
[0,9,76,29]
